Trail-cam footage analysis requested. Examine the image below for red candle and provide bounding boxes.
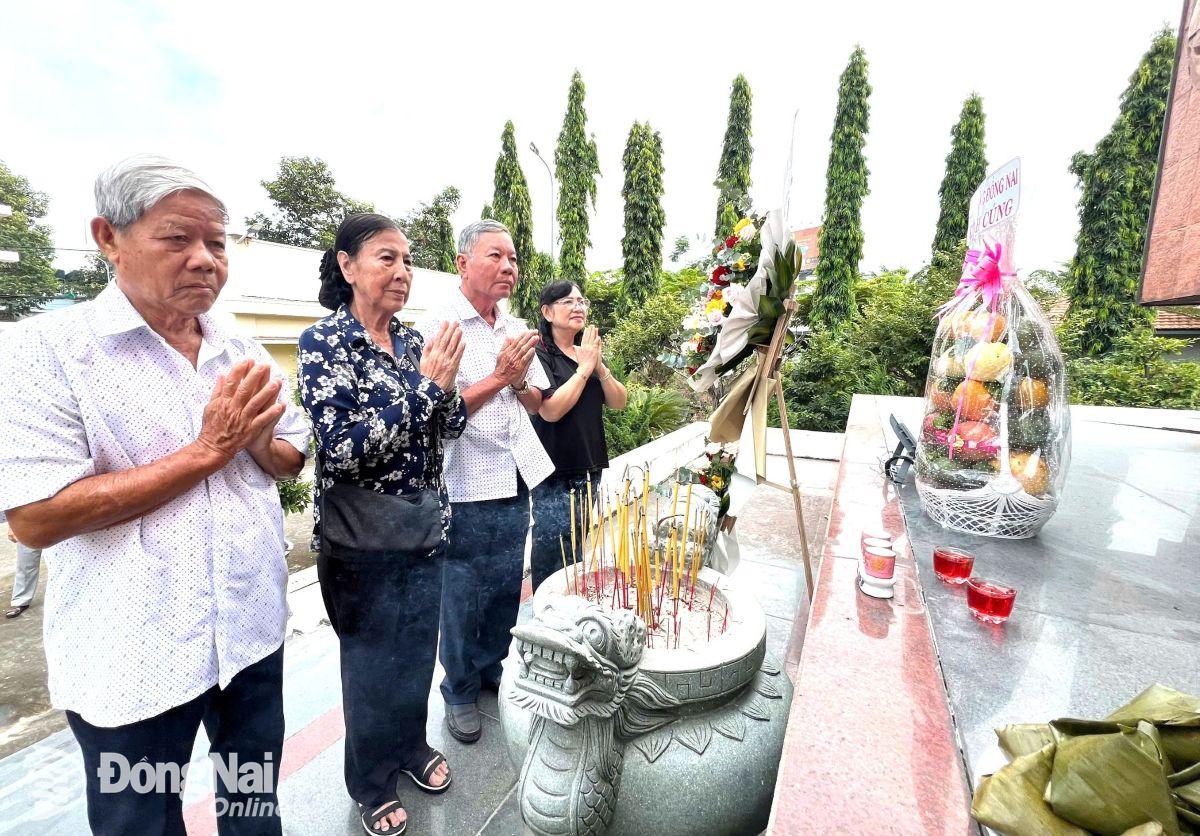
[966,577,1016,624]
[933,547,975,585]
[862,546,897,580]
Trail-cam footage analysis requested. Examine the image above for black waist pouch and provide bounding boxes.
[320,482,443,561]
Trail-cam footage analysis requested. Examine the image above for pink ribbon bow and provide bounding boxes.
[937,240,1012,318]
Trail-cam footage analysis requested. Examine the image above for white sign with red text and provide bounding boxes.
[967,157,1021,246]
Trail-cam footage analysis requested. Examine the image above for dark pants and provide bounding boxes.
[530,470,603,590]
[66,644,285,836]
[439,477,530,705]
[318,547,442,807]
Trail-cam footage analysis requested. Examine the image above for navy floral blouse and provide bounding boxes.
[298,305,467,551]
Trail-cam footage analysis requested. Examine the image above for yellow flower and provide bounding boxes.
[709,475,725,490]
[705,299,724,314]
[733,218,753,235]
[733,256,748,271]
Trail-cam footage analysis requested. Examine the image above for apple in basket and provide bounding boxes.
[947,421,1000,463]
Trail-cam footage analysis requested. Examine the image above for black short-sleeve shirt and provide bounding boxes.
[532,343,609,479]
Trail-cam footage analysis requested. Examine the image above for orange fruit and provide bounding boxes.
[951,379,997,421]
[994,451,1050,496]
[1016,378,1050,410]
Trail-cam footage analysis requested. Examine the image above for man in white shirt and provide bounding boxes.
[0,155,308,835]
[416,220,553,743]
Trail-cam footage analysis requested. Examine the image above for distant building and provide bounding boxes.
[792,226,821,275]
[1140,0,1200,305]
[213,234,463,380]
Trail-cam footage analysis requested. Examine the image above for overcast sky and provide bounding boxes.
[0,0,1184,279]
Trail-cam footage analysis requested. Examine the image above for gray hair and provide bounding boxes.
[457,219,511,256]
[95,154,227,229]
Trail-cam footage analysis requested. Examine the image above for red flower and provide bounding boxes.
[712,264,730,280]
[725,235,738,250]
[687,366,698,375]
[711,276,731,288]
[700,474,709,485]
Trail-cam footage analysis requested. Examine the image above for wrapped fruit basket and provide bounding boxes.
[915,242,1071,539]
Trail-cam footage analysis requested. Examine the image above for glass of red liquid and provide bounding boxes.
[933,547,975,585]
[966,577,1016,624]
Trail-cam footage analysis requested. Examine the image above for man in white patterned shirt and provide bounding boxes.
[416,220,553,743]
[0,156,308,835]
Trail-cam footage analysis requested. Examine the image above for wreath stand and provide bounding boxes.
[716,297,814,598]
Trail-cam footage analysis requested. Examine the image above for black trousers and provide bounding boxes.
[66,644,285,836]
[318,546,442,807]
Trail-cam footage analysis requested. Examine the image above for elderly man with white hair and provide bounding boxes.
[416,219,554,746]
[0,155,308,835]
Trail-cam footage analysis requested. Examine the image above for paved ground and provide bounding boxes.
[0,504,318,761]
[0,440,837,835]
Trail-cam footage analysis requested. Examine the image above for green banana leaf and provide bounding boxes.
[1176,779,1200,808]
[1045,722,1181,836]
[1108,686,1200,728]
[972,743,1089,836]
[997,723,1055,760]
[1120,824,1166,835]
[1161,729,1200,773]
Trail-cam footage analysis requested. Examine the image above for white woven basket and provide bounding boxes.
[916,478,1058,539]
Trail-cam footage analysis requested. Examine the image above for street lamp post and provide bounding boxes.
[529,143,556,257]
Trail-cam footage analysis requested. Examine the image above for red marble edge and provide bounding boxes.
[767,395,976,835]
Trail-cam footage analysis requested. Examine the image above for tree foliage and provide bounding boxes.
[1067,28,1176,355]
[399,186,460,273]
[811,47,872,331]
[60,252,112,301]
[621,122,666,311]
[493,121,538,316]
[245,156,373,250]
[607,287,689,386]
[932,94,987,256]
[554,72,600,288]
[713,74,753,238]
[0,160,57,320]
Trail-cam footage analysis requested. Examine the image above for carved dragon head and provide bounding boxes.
[508,595,653,727]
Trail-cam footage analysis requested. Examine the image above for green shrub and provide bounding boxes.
[604,384,691,457]
[1065,329,1200,409]
[773,329,895,432]
[277,477,312,515]
[607,288,690,384]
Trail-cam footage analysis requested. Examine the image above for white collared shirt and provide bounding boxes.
[0,284,310,727]
[416,286,553,502]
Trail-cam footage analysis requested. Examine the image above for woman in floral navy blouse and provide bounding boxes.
[298,213,465,836]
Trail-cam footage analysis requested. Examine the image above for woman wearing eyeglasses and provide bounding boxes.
[530,280,627,588]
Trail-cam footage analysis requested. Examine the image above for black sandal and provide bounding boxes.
[401,748,452,794]
[358,800,406,835]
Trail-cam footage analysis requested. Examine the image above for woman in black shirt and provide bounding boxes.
[531,281,627,588]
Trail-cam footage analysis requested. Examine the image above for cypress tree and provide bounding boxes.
[713,75,753,238]
[492,121,539,316]
[811,47,872,331]
[1068,28,1176,355]
[621,122,666,310]
[932,94,987,256]
[554,71,601,288]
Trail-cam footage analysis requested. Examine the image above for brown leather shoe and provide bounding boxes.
[5,606,28,619]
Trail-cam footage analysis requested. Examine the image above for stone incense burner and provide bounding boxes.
[498,566,792,836]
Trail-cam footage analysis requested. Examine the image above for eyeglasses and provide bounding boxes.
[554,297,591,310]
